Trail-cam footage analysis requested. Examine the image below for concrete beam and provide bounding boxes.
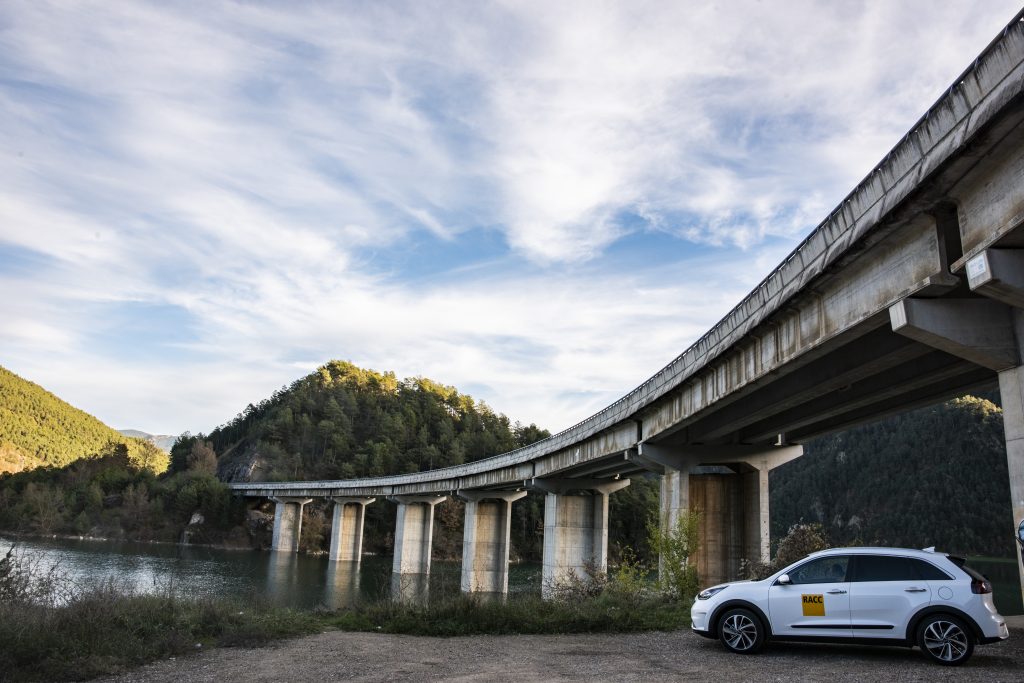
[686,330,926,443]
[390,495,447,575]
[639,441,802,471]
[741,351,977,441]
[787,365,995,442]
[890,297,1020,371]
[540,479,631,598]
[328,497,375,562]
[966,249,1024,310]
[528,477,630,495]
[458,490,527,594]
[270,497,312,553]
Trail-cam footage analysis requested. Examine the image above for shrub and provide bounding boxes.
[740,522,830,580]
[648,509,701,601]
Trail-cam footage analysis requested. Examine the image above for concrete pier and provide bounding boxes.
[998,310,1024,604]
[328,497,375,562]
[636,443,800,586]
[390,494,447,575]
[270,496,312,553]
[459,490,528,594]
[535,479,630,598]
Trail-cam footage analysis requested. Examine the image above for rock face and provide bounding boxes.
[216,445,267,483]
[246,508,274,549]
[180,511,206,545]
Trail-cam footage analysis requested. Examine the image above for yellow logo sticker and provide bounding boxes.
[802,594,825,617]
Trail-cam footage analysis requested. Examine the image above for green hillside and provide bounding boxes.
[197,360,550,482]
[773,395,1013,558]
[0,365,167,474]
[0,357,1014,566]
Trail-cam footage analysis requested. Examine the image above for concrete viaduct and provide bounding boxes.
[232,13,1024,601]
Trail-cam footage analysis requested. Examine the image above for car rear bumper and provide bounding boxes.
[978,618,1009,644]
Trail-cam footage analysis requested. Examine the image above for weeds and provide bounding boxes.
[0,545,321,682]
[1,540,695,683]
[648,509,701,602]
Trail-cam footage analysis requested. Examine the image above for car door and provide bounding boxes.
[848,554,931,639]
[768,555,852,638]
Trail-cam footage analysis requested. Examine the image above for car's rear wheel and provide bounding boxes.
[917,614,974,666]
[718,607,765,654]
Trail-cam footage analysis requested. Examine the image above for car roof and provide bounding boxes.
[805,546,947,559]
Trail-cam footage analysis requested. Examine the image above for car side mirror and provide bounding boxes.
[1017,518,1024,551]
[776,574,792,586]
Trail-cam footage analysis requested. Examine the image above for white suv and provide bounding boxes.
[690,547,1009,665]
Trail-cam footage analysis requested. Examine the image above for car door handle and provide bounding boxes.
[904,587,927,593]
[826,589,847,594]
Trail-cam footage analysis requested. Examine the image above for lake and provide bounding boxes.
[3,535,1021,615]
[0,535,542,608]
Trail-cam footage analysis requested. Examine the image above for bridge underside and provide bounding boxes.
[231,19,1024,600]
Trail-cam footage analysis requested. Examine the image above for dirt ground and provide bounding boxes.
[94,616,1024,683]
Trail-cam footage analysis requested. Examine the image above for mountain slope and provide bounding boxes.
[0,365,168,474]
[197,360,550,482]
[772,395,1012,557]
[119,430,177,453]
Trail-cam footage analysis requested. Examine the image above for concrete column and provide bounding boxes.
[328,497,375,562]
[389,494,447,575]
[636,442,801,586]
[998,310,1024,604]
[690,472,743,587]
[660,466,690,530]
[270,497,312,553]
[538,480,630,598]
[656,467,690,579]
[743,467,771,564]
[459,490,528,594]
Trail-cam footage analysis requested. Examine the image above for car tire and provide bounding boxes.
[916,614,974,666]
[718,607,766,655]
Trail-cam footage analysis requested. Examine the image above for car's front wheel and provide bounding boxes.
[718,607,766,654]
[917,614,974,666]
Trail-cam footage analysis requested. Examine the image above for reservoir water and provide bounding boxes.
[3,535,1021,615]
[0,535,542,608]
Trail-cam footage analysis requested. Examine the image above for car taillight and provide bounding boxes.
[971,578,992,594]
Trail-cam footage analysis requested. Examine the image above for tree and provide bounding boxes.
[186,441,217,475]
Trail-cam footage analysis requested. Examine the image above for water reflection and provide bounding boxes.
[325,561,361,609]
[266,551,300,602]
[390,572,430,605]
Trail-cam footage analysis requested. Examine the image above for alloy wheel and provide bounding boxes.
[722,613,758,651]
[922,619,969,663]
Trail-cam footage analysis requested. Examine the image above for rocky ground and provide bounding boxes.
[94,616,1024,683]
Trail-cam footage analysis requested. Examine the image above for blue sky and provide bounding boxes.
[1,1,1021,436]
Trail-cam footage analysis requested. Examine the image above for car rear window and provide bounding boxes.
[946,554,986,581]
[908,558,952,580]
[850,555,953,581]
[852,555,917,581]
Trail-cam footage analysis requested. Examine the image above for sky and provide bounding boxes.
[1,1,1022,437]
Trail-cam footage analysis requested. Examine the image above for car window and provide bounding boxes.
[909,558,952,580]
[852,555,918,581]
[787,556,849,584]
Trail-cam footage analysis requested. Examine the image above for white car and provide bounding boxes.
[690,546,1009,665]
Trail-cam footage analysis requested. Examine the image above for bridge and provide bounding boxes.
[232,13,1024,601]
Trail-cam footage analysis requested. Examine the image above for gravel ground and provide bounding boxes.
[94,616,1024,683]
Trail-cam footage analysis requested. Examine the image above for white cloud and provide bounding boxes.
[0,0,1021,435]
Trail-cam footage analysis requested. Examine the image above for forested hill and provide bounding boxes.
[0,365,168,474]
[189,360,550,482]
[773,395,1012,557]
